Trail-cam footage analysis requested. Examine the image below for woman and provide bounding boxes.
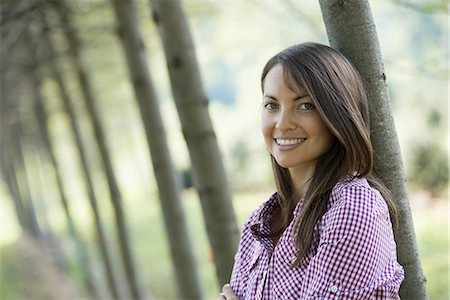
[217,43,404,299]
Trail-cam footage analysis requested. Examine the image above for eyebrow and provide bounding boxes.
[264,94,308,101]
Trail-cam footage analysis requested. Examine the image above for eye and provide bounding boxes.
[298,102,315,110]
[264,102,279,110]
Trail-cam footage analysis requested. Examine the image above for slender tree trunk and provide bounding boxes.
[2,154,27,231]
[48,2,143,299]
[319,1,427,299]
[150,0,239,286]
[11,125,41,239]
[39,10,120,299]
[110,0,204,298]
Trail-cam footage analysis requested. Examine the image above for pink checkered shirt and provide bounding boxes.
[230,177,404,299]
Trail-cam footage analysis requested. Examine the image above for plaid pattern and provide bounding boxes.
[230,177,404,299]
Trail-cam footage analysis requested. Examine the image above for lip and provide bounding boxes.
[273,137,306,150]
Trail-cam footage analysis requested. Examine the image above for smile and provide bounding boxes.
[275,138,306,146]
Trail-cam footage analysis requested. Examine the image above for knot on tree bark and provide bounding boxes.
[152,11,160,24]
[170,56,183,69]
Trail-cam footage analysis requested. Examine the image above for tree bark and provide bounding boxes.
[39,8,121,299]
[150,0,240,285]
[11,123,42,239]
[49,2,143,299]
[1,152,28,231]
[319,1,427,299]
[110,0,204,298]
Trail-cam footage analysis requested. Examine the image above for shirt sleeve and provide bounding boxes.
[302,184,403,299]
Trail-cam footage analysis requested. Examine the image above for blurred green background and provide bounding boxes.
[1,0,448,299]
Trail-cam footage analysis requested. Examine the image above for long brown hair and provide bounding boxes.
[261,42,398,266]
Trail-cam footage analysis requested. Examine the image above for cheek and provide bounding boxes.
[318,127,335,148]
[260,115,274,139]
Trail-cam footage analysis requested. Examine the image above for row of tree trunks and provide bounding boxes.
[39,8,121,299]
[319,0,427,299]
[49,1,143,298]
[150,0,240,286]
[110,0,204,298]
[29,22,96,295]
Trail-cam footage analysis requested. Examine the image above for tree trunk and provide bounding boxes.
[11,124,42,239]
[319,1,427,299]
[150,0,240,286]
[2,153,27,231]
[110,0,204,298]
[39,9,120,299]
[48,2,143,299]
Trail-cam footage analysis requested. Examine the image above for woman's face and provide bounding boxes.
[261,64,334,177]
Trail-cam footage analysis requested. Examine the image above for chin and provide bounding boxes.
[273,159,296,169]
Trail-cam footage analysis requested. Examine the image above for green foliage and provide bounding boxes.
[414,202,449,300]
[408,143,449,195]
[427,108,443,128]
[419,224,449,299]
[230,140,250,176]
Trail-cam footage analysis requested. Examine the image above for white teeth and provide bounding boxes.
[275,138,305,146]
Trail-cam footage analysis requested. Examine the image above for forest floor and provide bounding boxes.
[1,234,86,300]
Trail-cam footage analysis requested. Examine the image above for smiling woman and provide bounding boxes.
[217,42,404,300]
[261,63,334,193]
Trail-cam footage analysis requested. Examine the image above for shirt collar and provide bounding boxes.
[249,193,305,253]
[249,192,279,238]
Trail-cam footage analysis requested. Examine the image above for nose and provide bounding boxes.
[275,109,297,131]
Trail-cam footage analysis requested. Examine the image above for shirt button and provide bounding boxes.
[290,255,297,263]
[329,285,339,293]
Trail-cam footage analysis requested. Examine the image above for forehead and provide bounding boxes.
[264,64,306,95]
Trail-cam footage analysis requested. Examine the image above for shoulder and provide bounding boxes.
[329,176,388,215]
[320,177,392,244]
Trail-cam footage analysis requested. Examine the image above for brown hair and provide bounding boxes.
[260,42,398,266]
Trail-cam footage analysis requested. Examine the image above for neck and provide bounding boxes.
[289,164,316,197]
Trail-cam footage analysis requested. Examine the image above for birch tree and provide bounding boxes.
[150,0,240,285]
[110,0,204,298]
[48,2,143,298]
[319,1,427,299]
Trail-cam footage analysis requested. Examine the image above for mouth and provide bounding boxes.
[274,138,306,146]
